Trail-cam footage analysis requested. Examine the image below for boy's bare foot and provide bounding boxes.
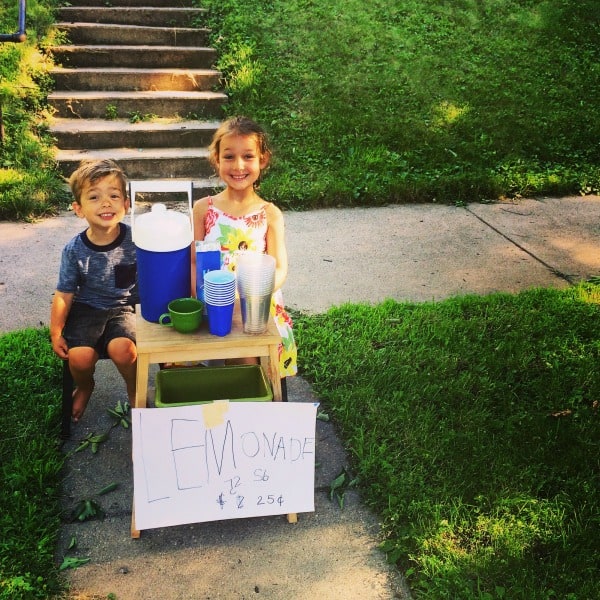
[72,381,95,422]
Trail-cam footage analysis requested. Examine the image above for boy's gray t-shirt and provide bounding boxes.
[57,223,138,309]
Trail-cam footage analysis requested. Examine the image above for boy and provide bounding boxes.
[50,159,137,422]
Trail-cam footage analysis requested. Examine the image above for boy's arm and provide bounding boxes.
[50,291,74,359]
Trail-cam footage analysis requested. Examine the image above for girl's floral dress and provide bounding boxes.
[203,198,297,377]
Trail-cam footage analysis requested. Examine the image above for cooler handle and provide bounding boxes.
[129,180,194,238]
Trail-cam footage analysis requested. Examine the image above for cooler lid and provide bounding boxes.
[133,204,193,252]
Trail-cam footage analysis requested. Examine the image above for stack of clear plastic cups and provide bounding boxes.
[203,270,236,336]
[236,252,276,334]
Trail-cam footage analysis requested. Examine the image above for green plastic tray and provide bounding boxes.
[154,365,273,407]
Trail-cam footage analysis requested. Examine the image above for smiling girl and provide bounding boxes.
[193,117,297,389]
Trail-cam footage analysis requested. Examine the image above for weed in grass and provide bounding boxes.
[62,482,119,577]
[58,556,91,572]
[106,399,131,429]
[62,483,120,580]
[128,111,158,124]
[72,431,110,455]
[71,499,104,523]
[328,467,358,509]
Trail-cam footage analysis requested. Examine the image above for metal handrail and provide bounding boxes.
[0,0,27,43]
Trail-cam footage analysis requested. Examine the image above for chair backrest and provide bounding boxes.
[128,180,194,238]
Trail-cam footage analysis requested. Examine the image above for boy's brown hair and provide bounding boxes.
[69,159,128,204]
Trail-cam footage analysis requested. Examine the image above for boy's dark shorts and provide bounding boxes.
[63,303,136,355]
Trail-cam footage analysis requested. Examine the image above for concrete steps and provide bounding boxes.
[56,7,207,29]
[60,0,195,8]
[49,90,225,119]
[54,147,213,181]
[58,0,194,6]
[56,23,211,47]
[49,46,217,69]
[51,118,219,149]
[51,68,219,92]
[48,0,225,194]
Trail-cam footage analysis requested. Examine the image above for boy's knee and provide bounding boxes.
[68,347,98,372]
[107,337,137,364]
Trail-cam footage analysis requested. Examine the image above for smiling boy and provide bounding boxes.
[50,159,138,422]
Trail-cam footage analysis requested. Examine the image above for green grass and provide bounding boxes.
[1,288,600,598]
[295,284,600,599]
[1,2,599,595]
[199,0,600,208]
[0,329,64,600]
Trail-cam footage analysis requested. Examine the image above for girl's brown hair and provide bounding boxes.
[208,116,272,171]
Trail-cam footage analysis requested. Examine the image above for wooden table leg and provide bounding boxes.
[132,354,148,536]
[135,353,149,408]
[267,344,282,401]
[131,502,140,539]
[263,345,296,521]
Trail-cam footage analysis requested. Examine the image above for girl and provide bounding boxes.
[193,116,297,390]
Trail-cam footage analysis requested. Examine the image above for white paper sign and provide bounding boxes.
[132,402,318,531]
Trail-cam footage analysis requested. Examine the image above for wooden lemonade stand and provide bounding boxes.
[131,303,298,537]
[129,181,304,538]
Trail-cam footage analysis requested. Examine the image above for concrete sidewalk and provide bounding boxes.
[2,196,599,333]
[1,196,599,599]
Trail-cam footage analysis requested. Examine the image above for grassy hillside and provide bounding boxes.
[201,0,600,208]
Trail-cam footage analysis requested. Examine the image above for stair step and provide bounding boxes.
[47,45,216,69]
[48,90,227,119]
[55,23,210,47]
[129,178,224,204]
[57,7,207,28]
[55,147,215,179]
[51,67,220,92]
[58,177,224,205]
[50,118,221,149]
[64,0,195,7]
[60,178,222,203]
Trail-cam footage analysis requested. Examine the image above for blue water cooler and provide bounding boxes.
[133,203,193,322]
